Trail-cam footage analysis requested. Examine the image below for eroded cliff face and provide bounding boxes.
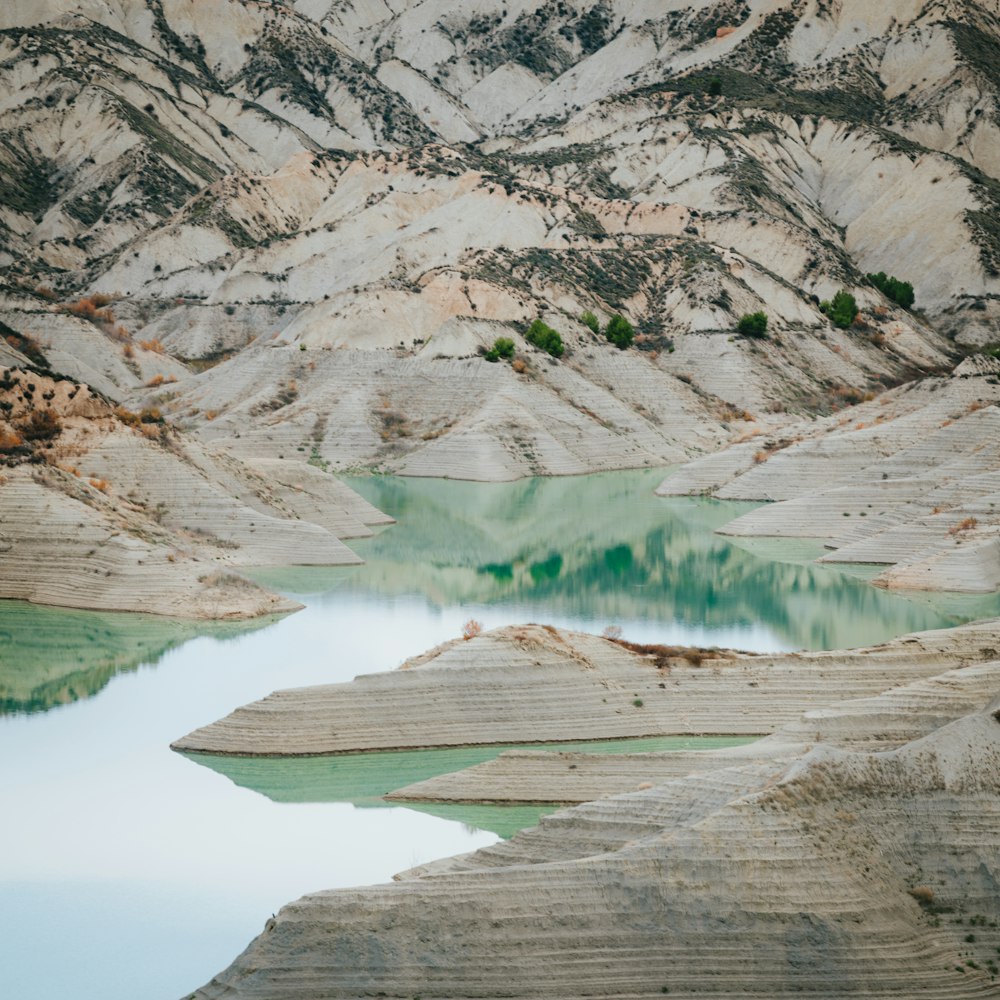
[175,622,1000,999]
[0,364,389,616]
[657,355,1000,594]
[1,1,999,481]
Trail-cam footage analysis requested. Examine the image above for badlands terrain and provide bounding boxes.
[176,621,1000,998]
[2,0,1000,613]
[2,0,1000,997]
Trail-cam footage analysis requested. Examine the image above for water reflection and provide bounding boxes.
[184,736,752,837]
[0,601,275,715]
[254,470,1000,652]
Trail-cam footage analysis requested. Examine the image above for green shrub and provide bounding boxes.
[525,318,564,358]
[605,314,634,350]
[484,336,516,362]
[867,271,915,309]
[708,76,722,96]
[580,310,600,334]
[737,311,768,338]
[820,290,858,329]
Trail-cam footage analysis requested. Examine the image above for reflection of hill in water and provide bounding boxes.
[0,601,272,715]
[183,736,748,838]
[257,471,1000,652]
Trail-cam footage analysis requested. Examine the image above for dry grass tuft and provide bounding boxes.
[947,517,978,535]
[606,637,726,669]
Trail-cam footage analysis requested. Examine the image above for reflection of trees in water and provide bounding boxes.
[0,602,270,715]
[346,472,997,651]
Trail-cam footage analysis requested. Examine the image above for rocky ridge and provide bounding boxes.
[657,354,1000,593]
[0,364,390,616]
[178,620,1000,998]
[2,1,1000,480]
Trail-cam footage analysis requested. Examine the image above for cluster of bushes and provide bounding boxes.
[737,311,768,338]
[525,319,564,357]
[581,310,634,350]
[483,337,515,362]
[18,408,63,441]
[820,290,858,329]
[735,273,914,341]
[484,310,639,364]
[867,272,915,309]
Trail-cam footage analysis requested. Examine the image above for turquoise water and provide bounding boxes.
[1,468,997,1000]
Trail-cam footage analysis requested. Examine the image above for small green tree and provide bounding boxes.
[484,336,516,362]
[820,290,858,329]
[708,76,722,97]
[737,311,768,338]
[867,272,915,309]
[525,318,564,358]
[605,314,634,350]
[580,310,600,334]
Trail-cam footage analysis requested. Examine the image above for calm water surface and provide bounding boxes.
[2,469,998,1000]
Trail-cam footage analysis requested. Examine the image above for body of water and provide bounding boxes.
[2,468,997,1000]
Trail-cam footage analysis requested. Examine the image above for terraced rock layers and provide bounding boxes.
[0,366,390,617]
[180,620,1000,998]
[658,357,1000,593]
[172,619,1000,755]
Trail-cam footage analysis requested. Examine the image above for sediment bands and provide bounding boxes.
[172,621,1000,756]
[187,705,1000,999]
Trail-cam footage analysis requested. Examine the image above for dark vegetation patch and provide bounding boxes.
[607,637,731,669]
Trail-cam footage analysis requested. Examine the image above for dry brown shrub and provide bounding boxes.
[908,886,935,906]
[753,450,768,464]
[88,478,110,493]
[512,358,528,374]
[64,297,116,324]
[602,625,623,640]
[606,637,726,670]
[123,343,134,359]
[17,408,62,441]
[462,618,483,640]
[0,427,24,452]
[138,338,165,354]
[968,400,986,413]
[947,517,978,535]
[114,405,140,426]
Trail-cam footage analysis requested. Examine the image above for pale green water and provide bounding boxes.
[186,736,755,838]
[2,468,998,1000]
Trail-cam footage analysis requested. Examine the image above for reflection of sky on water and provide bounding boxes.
[3,468,1000,1000]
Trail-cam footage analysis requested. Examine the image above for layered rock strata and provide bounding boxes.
[185,699,1000,999]
[659,358,1000,593]
[0,366,389,617]
[172,620,1000,754]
